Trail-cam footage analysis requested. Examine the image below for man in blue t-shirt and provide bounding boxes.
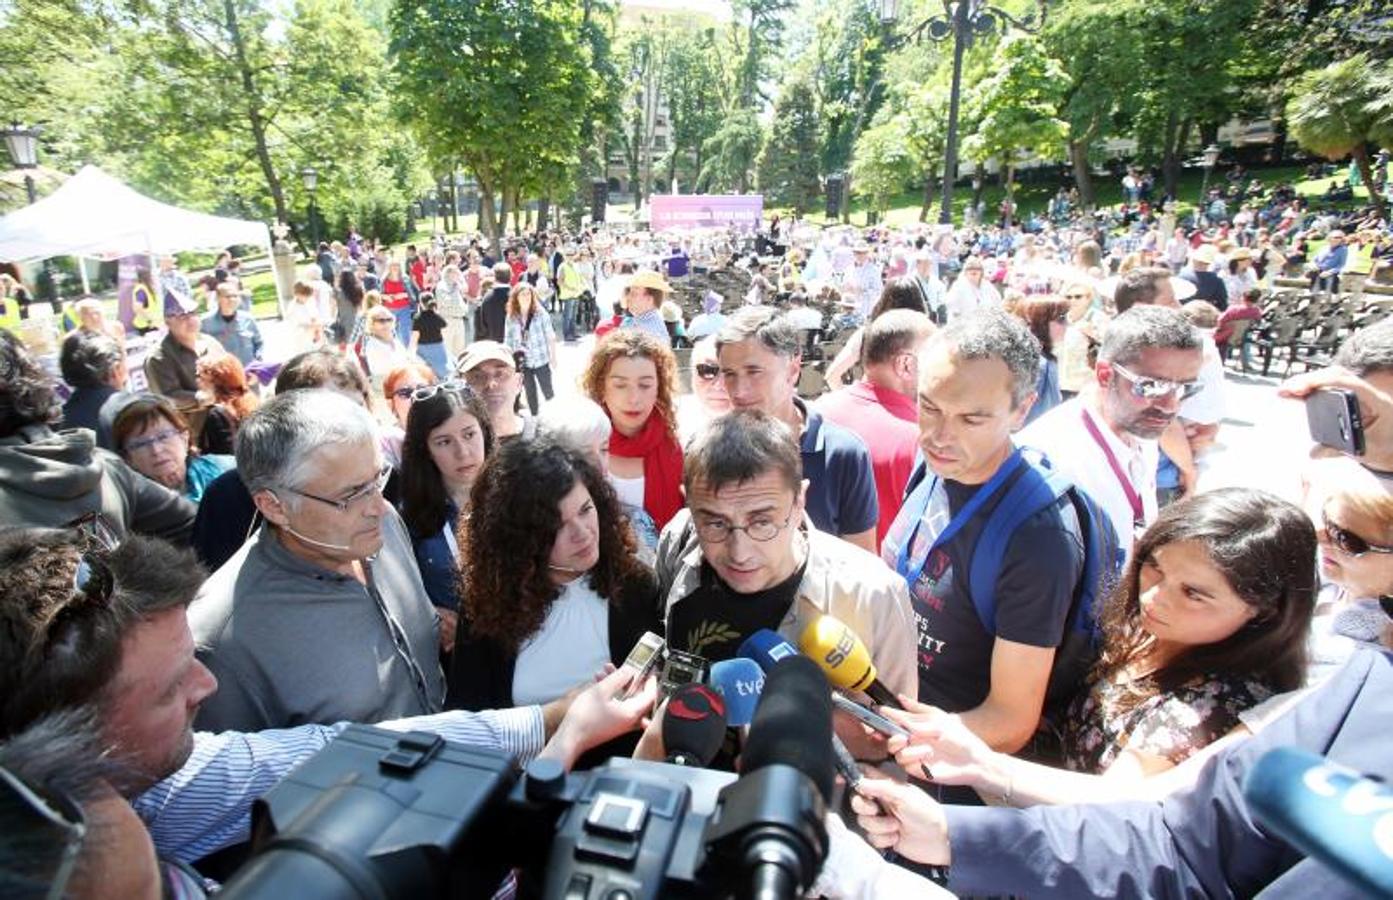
[717,307,879,553]
[880,309,1085,756]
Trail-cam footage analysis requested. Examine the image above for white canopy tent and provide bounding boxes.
[0,164,277,306]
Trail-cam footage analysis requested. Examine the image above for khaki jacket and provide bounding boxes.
[655,508,918,698]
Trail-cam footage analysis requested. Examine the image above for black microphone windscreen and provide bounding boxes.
[661,683,728,766]
[742,655,835,802]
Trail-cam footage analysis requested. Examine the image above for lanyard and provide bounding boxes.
[1080,408,1144,528]
[894,448,1024,589]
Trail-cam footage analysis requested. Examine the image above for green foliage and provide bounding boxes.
[700,109,762,193]
[757,76,823,214]
[1286,52,1393,217]
[960,36,1069,194]
[850,113,920,212]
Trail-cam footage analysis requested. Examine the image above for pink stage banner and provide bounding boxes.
[650,194,764,232]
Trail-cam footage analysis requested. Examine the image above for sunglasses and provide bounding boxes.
[1110,362,1204,401]
[1323,510,1393,558]
[695,362,721,381]
[409,379,475,403]
[391,383,432,400]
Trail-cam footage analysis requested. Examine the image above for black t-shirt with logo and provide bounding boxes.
[880,477,1086,715]
[668,560,807,664]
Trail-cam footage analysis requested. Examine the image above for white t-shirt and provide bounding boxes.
[512,575,611,706]
[943,277,1002,320]
[786,306,824,331]
[610,472,645,510]
[1018,397,1159,547]
[1180,336,1225,427]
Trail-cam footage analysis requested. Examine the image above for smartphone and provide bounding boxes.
[620,632,665,699]
[1307,388,1365,456]
[832,691,909,739]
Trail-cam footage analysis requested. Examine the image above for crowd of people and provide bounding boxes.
[3,171,1393,899]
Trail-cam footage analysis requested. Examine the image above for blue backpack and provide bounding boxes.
[901,449,1125,652]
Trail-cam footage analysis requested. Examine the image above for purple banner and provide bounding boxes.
[650,194,764,232]
[117,255,143,330]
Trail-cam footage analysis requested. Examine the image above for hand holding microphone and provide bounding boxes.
[633,682,728,766]
[798,614,902,709]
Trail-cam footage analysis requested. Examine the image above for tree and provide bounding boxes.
[757,75,823,215]
[850,112,919,216]
[1286,53,1393,220]
[660,27,724,191]
[700,109,762,193]
[392,0,596,251]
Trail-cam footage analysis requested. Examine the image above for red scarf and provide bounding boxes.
[608,412,683,530]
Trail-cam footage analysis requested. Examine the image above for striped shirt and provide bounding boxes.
[135,705,545,863]
[626,308,670,343]
[504,309,555,369]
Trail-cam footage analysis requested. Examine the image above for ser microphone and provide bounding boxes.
[798,614,902,709]
[707,658,765,727]
[1243,746,1393,897]
[660,683,727,767]
[703,655,833,900]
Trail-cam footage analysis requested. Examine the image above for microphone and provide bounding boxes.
[1243,746,1393,897]
[798,614,902,709]
[736,630,871,780]
[704,654,832,900]
[547,563,588,574]
[660,683,727,767]
[282,525,353,553]
[707,658,765,727]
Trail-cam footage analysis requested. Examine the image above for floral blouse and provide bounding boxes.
[1061,673,1273,773]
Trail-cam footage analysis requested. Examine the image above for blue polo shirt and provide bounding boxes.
[795,397,878,537]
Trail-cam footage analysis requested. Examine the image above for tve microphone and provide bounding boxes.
[660,683,727,767]
[798,614,902,709]
[1243,746,1393,897]
[704,655,832,900]
[708,658,765,727]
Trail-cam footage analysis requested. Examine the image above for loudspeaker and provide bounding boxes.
[591,179,608,224]
[825,174,843,220]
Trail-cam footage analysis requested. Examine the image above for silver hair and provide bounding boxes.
[933,308,1041,409]
[234,389,379,502]
[1098,305,1201,367]
[537,396,612,449]
[716,307,802,359]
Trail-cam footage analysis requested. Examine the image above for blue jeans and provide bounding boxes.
[416,341,450,379]
[561,298,578,341]
[392,305,413,346]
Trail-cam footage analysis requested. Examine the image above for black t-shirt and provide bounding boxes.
[881,474,1086,714]
[667,560,807,664]
[413,309,446,344]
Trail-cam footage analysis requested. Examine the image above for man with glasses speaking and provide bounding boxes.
[189,388,445,732]
[1020,305,1204,548]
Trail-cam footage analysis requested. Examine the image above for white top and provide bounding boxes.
[610,472,645,510]
[512,576,611,706]
[1018,396,1159,547]
[785,306,824,331]
[1179,336,1225,427]
[687,312,726,340]
[943,277,1002,320]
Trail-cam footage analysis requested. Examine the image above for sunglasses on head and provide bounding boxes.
[1323,510,1393,558]
[408,379,475,404]
[695,362,721,381]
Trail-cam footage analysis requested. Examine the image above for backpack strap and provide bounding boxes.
[966,461,1064,634]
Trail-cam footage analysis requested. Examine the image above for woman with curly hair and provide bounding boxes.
[401,382,494,655]
[196,354,260,456]
[446,436,660,715]
[579,329,683,541]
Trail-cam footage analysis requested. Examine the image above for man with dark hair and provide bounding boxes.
[0,330,194,540]
[718,307,880,552]
[1112,266,1181,313]
[1021,305,1203,545]
[58,329,132,449]
[817,309,935,546]
[882,309,1087,755]
[475,263,513,342]
[655,409,916,700]
[0,527,655,869]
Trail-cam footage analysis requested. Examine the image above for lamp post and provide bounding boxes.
[877,1,1046,225]
[300,166,319,249]
[1197,143,1221,227]
[2,122,40,204]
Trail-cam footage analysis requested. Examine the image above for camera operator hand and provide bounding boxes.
[880,697,1001,793]
[538,666,658,770]
[849,770,952,867]
[1281,365,1393,456]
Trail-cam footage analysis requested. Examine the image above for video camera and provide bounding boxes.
[219,656,836,900]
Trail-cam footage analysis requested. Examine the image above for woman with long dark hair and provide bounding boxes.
[446,437,659,713]
[503,281,558,415]
[872,488,1317,806]
[824,278,930,387]
[401,382,494,656]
